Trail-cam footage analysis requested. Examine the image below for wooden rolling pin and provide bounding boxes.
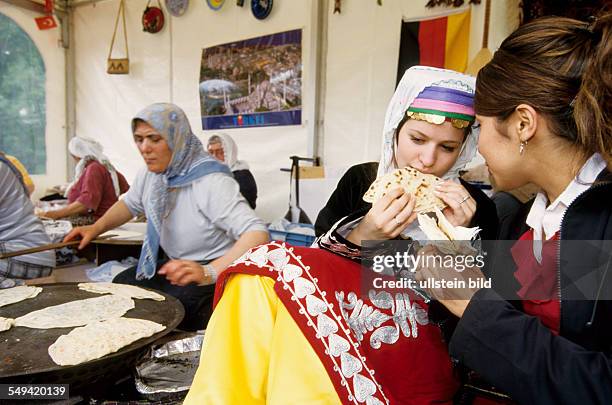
[0,234,117,260]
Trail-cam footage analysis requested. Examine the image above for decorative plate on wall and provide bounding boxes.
[206,0,225,10]
[142,4,165,33]
[251,0,273,19]
[166,0,189,16]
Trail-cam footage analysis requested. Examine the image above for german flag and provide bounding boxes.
[397,10,471,84]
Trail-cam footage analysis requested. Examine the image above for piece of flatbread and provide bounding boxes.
[363,167,446,213]
[0,317,15,332]
[14,295,135,329]
[49,317,165,366]
[0,286,42,308]
[418,209,480,255]
[78,282,165,301]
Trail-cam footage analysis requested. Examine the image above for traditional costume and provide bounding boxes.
[185,67,494,404]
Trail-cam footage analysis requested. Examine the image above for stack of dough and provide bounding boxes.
[363,167,446,213]
[78,282,165,301]
[49,318,165,366]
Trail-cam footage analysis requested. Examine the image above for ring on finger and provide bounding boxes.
[393,216,402,227]
[459,195,470,204]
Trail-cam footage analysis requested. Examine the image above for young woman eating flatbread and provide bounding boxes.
[415,13,612,404]
[183,67,495,404]
[316,65,497,253]
[316,66,497,245]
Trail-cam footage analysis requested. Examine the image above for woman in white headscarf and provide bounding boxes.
[41,137,129,225]
[184,67,497,404]
[316,66,498,243]
[207,133,258,209]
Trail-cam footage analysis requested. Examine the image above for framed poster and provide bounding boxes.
[200,29,302,130]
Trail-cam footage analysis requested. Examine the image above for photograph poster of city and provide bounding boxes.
[199,29,302,130]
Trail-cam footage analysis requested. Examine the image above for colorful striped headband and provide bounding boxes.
[407,85,475,129]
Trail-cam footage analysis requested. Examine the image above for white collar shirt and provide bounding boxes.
[525,153,606,262]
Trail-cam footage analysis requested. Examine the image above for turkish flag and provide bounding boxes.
[35,15,57,30]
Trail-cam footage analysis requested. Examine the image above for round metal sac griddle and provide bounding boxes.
[0,283,184,392]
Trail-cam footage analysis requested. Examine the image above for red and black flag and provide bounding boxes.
[397,10,471,84]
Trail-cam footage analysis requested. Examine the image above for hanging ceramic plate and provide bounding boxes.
[142,6,165,33]
[206,0,225,10]
[251,0,273,19]
[166,0,189,16]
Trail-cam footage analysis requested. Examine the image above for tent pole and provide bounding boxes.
[64,4,76,181]
[305,0,328,161]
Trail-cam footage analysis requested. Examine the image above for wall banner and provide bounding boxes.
[200,29,302,130]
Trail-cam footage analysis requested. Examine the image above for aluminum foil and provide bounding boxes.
[134,332,204,397]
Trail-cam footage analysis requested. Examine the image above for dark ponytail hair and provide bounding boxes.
[475,12,612,164]
[575,13,612,164]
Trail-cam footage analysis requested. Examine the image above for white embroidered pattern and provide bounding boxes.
[336,290,429,350]
[233,242,389,405]
[432,78,475,93]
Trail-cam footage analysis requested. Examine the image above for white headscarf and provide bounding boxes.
[65,136,121,198]
[380,66,480,240]
[378,66,480,180]
[208,133,250,171]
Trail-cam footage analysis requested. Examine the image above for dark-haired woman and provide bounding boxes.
[417,13,612,404]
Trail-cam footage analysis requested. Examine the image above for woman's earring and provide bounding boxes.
[519,141,527,155]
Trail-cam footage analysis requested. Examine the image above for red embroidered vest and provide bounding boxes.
[215,243,459,405]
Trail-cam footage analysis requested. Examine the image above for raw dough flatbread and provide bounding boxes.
[49,317,165,366]
[78,282,165,301]
[0,286,42,308]
[0,317,14,332]
[14,295,135,329]
[363,167,446,213]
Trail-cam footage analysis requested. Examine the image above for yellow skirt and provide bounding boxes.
[184,273,341,404]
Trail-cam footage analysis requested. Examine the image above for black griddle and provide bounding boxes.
[0,283,184,393]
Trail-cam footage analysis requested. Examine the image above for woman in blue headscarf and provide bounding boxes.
[65,103,269,330]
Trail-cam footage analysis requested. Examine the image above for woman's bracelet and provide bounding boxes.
[199,263,218,286]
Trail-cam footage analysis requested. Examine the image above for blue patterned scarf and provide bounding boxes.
[133,103,231,280]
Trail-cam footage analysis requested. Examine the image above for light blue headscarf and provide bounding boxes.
[133,103,231,280]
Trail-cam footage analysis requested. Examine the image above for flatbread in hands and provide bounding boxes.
[14,295,135,329]
[417,208,480,255]
[363,167,446,213]
[78,282,165,301]
[48,317,165,366]
[0,286,42,308]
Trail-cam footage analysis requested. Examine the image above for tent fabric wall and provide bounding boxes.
[74,0,311,222]
[0,2,67,200]
[72,0,519,222]
[321,2,469,180]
